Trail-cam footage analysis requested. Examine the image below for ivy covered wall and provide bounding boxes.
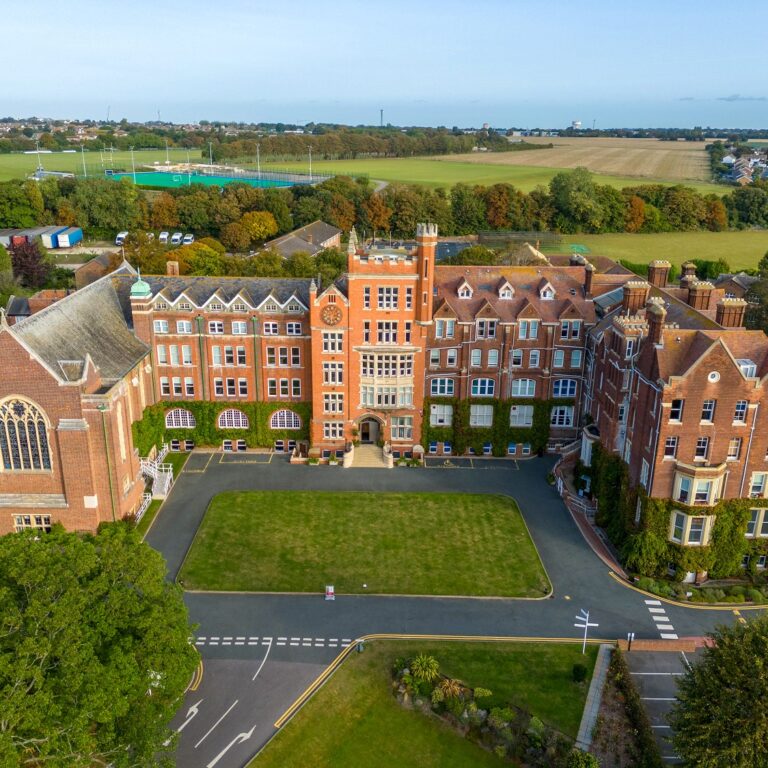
[585,444,768,579]
[421,396,573,457]
[131,401,311,456]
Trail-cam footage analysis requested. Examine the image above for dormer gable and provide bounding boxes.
[257,294,281,313]
[538,278,556,300]
[170,292,195,311]
[204,291,227,312]
[516,298,541,319]
[557,300,582,320]
[475,299,498,319]
[497,279,514,300]
[433,299,458,319]
[283,293,307,313]
[457,279,473,299]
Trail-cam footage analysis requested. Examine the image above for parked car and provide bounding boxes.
[170,232,183,245]
[159,231,169,244]
[182,233,195,245]
[115,231,129,246]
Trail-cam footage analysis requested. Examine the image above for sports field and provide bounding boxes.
[562,231,768,272]
[261,156,724,195]
[455,136,711,183]
[178,491,550,597]
[0,148,199,182]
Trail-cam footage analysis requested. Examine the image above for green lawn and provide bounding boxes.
[136,500,162,539]
[0,148,198,181]
[252,640,597,768]
[261,157,725,195]
[179,491,550,597]
[561,230,768,272]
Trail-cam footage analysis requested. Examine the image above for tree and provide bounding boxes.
[220,222,252,253]
[178,242,225,276]
[239,211,279,245]
[410,654,440,684]
[0,523,197,767]
[361,193,392,233]
[0,243,11,279]
[625,195,646,233]
[669,616,768,768]
[566,750,600,768]
[757,250,768,277]
[10,241,52,288]
[150,192,179,229]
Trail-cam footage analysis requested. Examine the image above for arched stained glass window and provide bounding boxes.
[0,399,51,471]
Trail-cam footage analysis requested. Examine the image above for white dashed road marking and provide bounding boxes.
[644,602,678,640]
[195,634,355,649]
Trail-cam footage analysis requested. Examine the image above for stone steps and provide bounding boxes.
[351,444,390,469]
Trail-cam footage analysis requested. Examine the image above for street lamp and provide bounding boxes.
[574,609,599,655]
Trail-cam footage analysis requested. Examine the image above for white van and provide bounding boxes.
[182,233,195,245]
[170,232,183,245]
[159,231,169,244]
[115,231,129,246]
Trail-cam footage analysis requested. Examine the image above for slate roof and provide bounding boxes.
[12,269,149,384]
[264,220,341,258]
[111,274,315,321]
[5,295,30,318]
[714,272,761,292]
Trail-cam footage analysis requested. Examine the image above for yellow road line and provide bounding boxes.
[608,570,768,611]
[273,633,610,729]
[187,659,204,692]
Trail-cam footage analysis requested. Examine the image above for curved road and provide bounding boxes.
[147,454,743,768]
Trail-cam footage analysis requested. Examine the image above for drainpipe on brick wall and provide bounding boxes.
[196,316,207,400]
[98,404,117,522]
[740,401,760,497]
[630,352,661,494]
[251,316,262,401]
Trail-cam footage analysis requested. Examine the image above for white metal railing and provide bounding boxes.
[156,443,169,463]
[134,493,152,523]
[140,456,174,498]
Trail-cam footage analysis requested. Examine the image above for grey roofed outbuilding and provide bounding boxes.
[12,267,149,385]
[110,274,315,322]
[263,220,342,258]
[714,272,761,292]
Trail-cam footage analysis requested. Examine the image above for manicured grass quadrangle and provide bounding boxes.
[252,641,598,768]
[179,491,550,597]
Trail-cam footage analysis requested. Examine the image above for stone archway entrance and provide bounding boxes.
[359,416,381,444]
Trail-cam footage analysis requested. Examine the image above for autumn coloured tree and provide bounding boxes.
[239,210,279,244]
[10,241,52,288]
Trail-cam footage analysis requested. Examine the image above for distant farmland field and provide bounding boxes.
[451,136,712,184]
[0,148,200,182]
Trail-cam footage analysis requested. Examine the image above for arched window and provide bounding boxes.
[270,409,301,430]
[0,398,51,471]
[218,409,249,429]
[165,408,196,429]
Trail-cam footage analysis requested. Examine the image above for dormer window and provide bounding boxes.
[458,281,473,299]
[209,302,223,312]
[540,283,555,300]
[264,302,279,313]
[738,359,757,377]
[287,302,302,312]
[498,281,514,300]
[177,302,191,311]
[232,303,247,313]
[155,301,168,310]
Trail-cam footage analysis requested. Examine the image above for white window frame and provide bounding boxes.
[469,404,493,427]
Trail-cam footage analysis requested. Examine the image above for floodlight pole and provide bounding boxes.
[256,143,261,179]
[308,146,312,182]
[186,150,191,186]
[165,139,170,164]
[35,140,43,172]
[81,145,87,178]
[208,141,213,166]
[130,146,136,183]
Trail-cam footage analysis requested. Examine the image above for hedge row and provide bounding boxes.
[421,397,574,457]
[585,444,768,579]
[131,401,311,456]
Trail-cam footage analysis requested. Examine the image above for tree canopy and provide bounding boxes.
[0,523,197,767]
[669,615,768,768]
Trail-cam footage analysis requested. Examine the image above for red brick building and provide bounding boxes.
[4,228,768,542]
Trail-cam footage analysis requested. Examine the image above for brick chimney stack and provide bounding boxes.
[584,263,594,296]
[622,280,651,314]
[647,260,671,288]
[687,281,715,311]
[680,261,697,284]
[646,297,667,346]
[716,298,747,328]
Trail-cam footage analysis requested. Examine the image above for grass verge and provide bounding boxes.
[136,500,162,539]
[561,231,768,272]
[178,491,550,597]
[251,640,598,767]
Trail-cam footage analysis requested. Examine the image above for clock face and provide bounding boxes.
[321,305,343,326]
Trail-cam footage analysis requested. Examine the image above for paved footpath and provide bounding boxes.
[146,455,748,767]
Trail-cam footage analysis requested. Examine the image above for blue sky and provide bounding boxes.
[4,0,767,128]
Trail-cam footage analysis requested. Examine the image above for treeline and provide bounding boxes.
[0,125,519,159]
[1,168,768,245]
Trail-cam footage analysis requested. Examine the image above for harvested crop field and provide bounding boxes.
[449,136,711,183]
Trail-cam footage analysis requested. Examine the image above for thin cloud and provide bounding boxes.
[677,96,696,101]
[717,94,767,102]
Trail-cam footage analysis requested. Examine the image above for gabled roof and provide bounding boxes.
[264,220,341,258]
[12,270,149,385]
